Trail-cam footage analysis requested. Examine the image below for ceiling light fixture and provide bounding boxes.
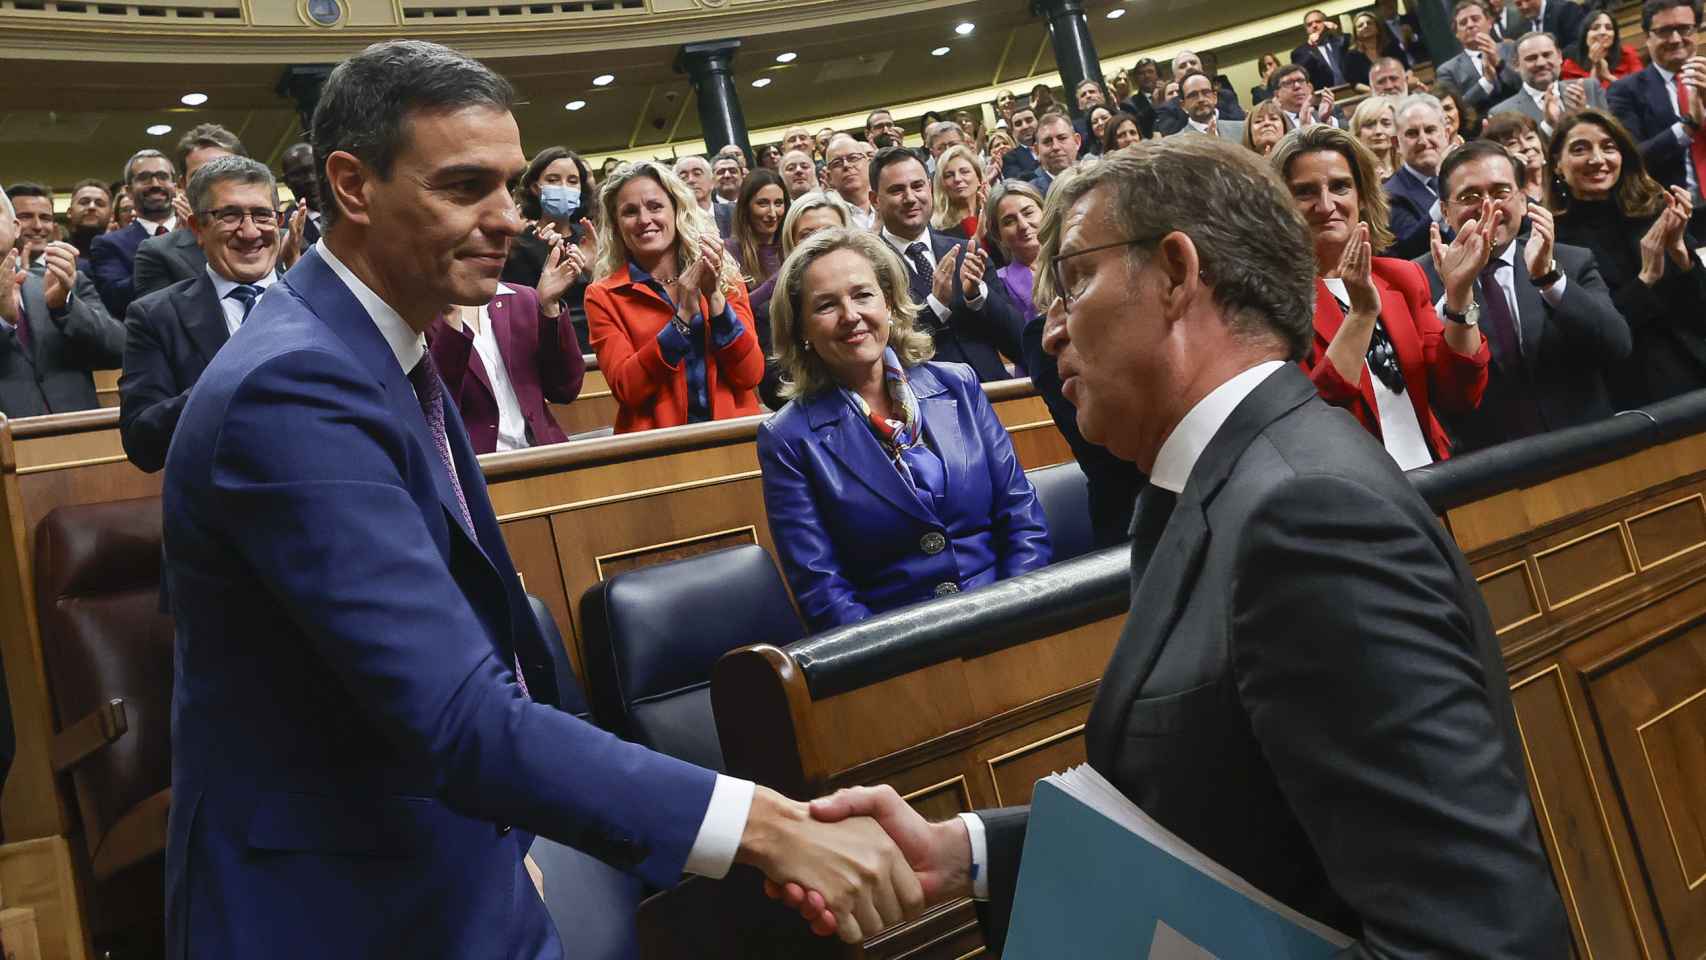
[752,77,773,87]
[146,124,172,136]
[775,52,797,63]
[180,93,208,106]
[1106,7,1125,16]
[931,46,951,56]
[592,74,615,86]
[955,21,974,35]
[565,100,587,110]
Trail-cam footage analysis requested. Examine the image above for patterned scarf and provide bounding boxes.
[843,348,927,481]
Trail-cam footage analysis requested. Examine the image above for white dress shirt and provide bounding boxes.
[315,238,756,878]
[1522,82,1561,136]
[847,200,879,231]
[1322,277,1433,470]
[134,215,177,236]
[1466,49,1498,96]
[880,227,987,321]
[462,288,530,452]
[206,265,278,337]
[1186,112,1221,135]
[1655,63,1700,196]
[959,359,1291,895]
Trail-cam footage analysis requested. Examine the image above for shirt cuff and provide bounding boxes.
[683,775,755,879]
[965,281,987,311]
[1479,76,1495,95]
[958,812,990,901]
[926,293,951,321]
[656,318,693,366]
[1538,272,1567,304]
[708,303,744,349]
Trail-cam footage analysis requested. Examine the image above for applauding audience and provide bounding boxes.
[90,149,177,316]
[585,161,765,433]
[1563,10,1642,87]
[133,124,247,304]
[1491,31,1606,137]
[505,146,596,347]
[758,228,1050,630]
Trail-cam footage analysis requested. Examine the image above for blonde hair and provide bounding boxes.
[779,190,853,257]
[594,160,743,290]
[768,228,936,399]
[1350,95,1400,179]
[930,144,987,231]
[1270,124,1396,256]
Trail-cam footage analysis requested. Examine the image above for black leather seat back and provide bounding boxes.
[579,545,804,771]
[527,594,591,721]
[1029,461,1094,562]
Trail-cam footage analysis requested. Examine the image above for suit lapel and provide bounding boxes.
[911,366,963,500]
[1312,280,1380,429]
[181,272,231,364]
[809,390,937,525]
[1507,247,1545,377]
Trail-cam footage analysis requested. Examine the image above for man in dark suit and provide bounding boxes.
[1435,0,1521,112]
[90,148,178,317]
[999,105,1043,180]
[279,141,324,248]
[1420,141,1631,452]
[869,147,1023,382]
[120,155,283,472]
[0,198,124,417]
[1388,94,1454,259]
[1266,64,1349,131]
[1503,0,1586,50]
[132,123,248,304]
[1028,112,1083,197]
[161,39,918,958]
[1293,9,1352,88]
[1607,0,1705,203]
[789,136,1570,958]
[1155,50,1247,135]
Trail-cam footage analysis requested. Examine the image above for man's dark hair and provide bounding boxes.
[311,40,515,227]
[1010,104,1038,121]
[1440,138,1527,195]
[175,123,248,175]
[70,178,110,200]
[108,180,126,199]
[864,109,893,131]
[1642,0,1700,30]
[867,145,926,194]
[4,182,51,202]
[1453,0,1494,20]
[1269,63,1310,91]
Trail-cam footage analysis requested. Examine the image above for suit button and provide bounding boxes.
[497,823,513,836]
[934,582,959,597]
[920,532,947,555]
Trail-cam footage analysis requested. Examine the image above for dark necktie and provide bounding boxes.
[407,352,530,699]
[154,224,168,237]
[904,241,935,313]
[13,293,30,355]
[1479,262,1522,371]
[225,284,262,323]
[1129,483,1179,576]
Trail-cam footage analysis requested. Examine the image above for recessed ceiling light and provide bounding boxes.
[179,93,208,106]
[146,124,172,136]
[931,46,951,56]
[955,21,975,35]
[565,100,587,110]
[752,77,773,88]
[775,52,797,63]
[592,74,615,86]
[1106,7,1125,16]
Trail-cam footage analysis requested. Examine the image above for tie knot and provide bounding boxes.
[408,351,439,397]
[907,241,928,257]
[226,284,262,305]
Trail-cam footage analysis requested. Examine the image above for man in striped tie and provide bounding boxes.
[118,154,282,472]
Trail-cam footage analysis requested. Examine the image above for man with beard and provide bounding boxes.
[133,123,247,303]
[1167,71,1246,141]
[66,180,113,270]
[91,148,178,315]
[865,109,902,149]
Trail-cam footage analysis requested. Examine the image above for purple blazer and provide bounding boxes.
[427,283,585,454]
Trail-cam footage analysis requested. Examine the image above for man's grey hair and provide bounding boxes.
[1394,92,1445,125]
[187,155,278,215]
[1172,49,1199,71]
[123,148,174,186]
[1371,56,1407,75]
[311,40,514,227]
[1039,139,1315,360]
[0,191,13,223]
[1515,29,1560,53]
[673,155,712,175]
[925,120,965,149]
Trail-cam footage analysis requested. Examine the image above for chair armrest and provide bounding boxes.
[50,698,127,774]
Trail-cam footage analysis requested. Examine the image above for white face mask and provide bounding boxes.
[540,184,581,219]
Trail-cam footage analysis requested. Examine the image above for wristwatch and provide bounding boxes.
[1442,301,1480,327]
[1530,261,1562,289]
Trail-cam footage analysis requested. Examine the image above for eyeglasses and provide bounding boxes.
[1050,236,1156,312]
[1448,184,1520,205]
[202,206,280,229]
[131,171,173,185]
[826,153,873,171]
[1650,23,1697,39]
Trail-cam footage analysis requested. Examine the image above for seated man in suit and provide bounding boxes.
[161,39,919,958]
[90,148,179,316]
[0,193,124,417]
[1155,50,1248,135]
[120,155,283,473]
[870,146,1023,382]
[1267,64,1348,130]
[1293,9,1352,88]
[1435,0,1521,113]
[1491,31,1609,136]
[133,123,248,304]
[999,105,1043,180]
[1607,0,1706,206]
[1029,112,1082,196]
[1503,0,1585,53]
[1418,140,1630,452]
[1167,70,1245,141]
[1387,94,1453,259]
[784,134,1571,960]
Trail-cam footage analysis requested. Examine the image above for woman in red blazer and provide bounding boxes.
[1272,126,1488,468]
[584,161,765,433]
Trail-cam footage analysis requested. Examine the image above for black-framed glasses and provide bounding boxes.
[1051,237,1155,312]
[1650,23,1696,39]
[202,206,279,229]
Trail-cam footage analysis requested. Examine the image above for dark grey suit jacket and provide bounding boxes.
[1418,238,1630,452]
[119,271,233,472]
[134,227,206,304]
[0,274,125,417]
[1435,41,1520,112]
[975,364,1569,958]
[1489,78,1608,129]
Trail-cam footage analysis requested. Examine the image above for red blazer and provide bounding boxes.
[1301,257,1489,462]
[1562,45,1643,88]
[426,283,584,454]
[585,264,765,433]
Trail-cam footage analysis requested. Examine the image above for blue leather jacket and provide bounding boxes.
[757,361,1052,631]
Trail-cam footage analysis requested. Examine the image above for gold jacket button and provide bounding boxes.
[920,532,947,555]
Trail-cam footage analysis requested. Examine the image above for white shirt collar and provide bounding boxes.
[1656,62,1677,83]
[1524,81,1556,100]
[1149,360,1288,493]
[314,239,423,375]
[205,263,277,298]
[881,225,929,252]
[1187,112,1219,132]
[135,215,176,234]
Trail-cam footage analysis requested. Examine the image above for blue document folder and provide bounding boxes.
[1004,765,1351,959]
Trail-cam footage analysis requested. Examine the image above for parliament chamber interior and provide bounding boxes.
[0,0,1705,955]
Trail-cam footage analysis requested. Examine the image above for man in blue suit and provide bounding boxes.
[1387,94,1454,259]
[1607,0,1705,205]
[162,39,920,958]
[89,149,178,318]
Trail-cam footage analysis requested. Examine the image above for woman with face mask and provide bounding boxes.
[505,146,597,350]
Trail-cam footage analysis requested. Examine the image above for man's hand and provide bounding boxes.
[1523,203,1556,282]
[1542,87,1564,127]
[172,192,194,227]
[930,249,956,306]
[1683,57,1706,126]
[959,238,988,301]
[278,206,308,271]
[0,250,21,326]
[1315,87,1336,123]
[1562,80,1587,113]
[736,786,925,944]
[1476,33,1503,71]
[40,241,80,311]
[1665,186,1696,270]
[1432,199,1497,312]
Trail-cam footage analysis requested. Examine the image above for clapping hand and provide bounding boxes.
[930,249,957,306]
[1638,188,1693,284]
[278,206,308,271]
[1523,202,1557,281]
[1431,198,1500,311]
[1664,187,1696,271]
[1683,57,1706,126]
[536,239,584,311]
[172,192,194,227]
[39,241,81,311]
[0,250,21,327]
[1315,87,1336,124]
[959,237,989,301]
[1562,80,1587,113]
[1333,223,1381,323]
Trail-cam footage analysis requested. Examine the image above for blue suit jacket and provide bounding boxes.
[118,271,232,473]
[88,219,152,318]
[1608,65,1692,194]
[162,247,716,959]
[916,230,1026,384]
[757,361,1051,632]
[1384,165,1438,261]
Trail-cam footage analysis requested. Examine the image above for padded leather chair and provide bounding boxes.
[33,496,174,952]
[1028,460,1094,563]
[524,594,644,960]
[578,545,805,771]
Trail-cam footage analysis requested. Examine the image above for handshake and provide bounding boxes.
[735,783,976,943]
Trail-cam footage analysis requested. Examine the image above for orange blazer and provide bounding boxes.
[1301,257,1489,462]
[585,264,766,433]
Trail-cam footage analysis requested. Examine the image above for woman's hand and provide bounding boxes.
[1639,196,1683,285]
[1337,223,1381,323]
[536,239,583,315]
[1665,187,1696,272]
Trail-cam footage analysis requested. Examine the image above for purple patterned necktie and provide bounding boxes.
[407,350,530,698]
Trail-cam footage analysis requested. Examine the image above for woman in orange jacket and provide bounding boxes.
[584,160,766,433]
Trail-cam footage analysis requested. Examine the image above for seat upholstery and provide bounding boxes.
[527,594,590,721]
[578,545,804,771]
[1028,461,1094,563]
